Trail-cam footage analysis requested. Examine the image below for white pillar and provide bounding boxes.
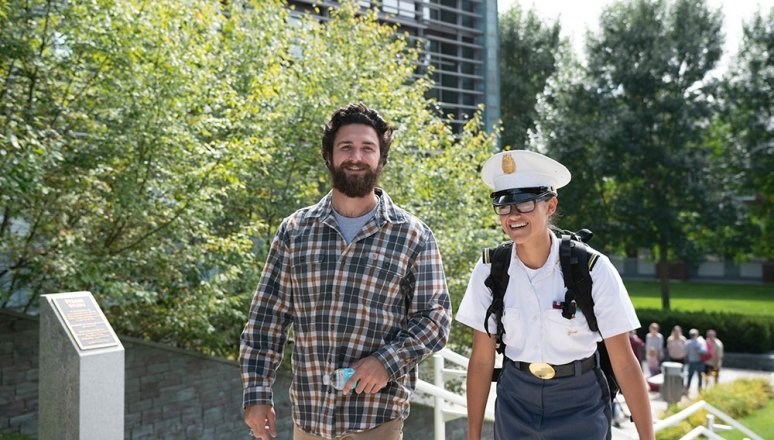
[433,353,445,440]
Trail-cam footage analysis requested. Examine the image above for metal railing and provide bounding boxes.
[415,348,764,440]
[416,348,494,440]
[653,400,763,440]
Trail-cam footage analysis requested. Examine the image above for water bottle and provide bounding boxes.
[324,367,357,390]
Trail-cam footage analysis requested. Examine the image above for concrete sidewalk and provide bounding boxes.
[613,367,774,438]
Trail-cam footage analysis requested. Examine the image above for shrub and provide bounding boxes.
[635,309,774,353]
[657,377,773,440]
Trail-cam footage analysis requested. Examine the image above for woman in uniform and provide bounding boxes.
[455,150,654,440]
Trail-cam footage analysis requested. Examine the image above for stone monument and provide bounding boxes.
[39,291,124,440]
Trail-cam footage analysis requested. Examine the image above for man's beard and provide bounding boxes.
[330,161,382,198]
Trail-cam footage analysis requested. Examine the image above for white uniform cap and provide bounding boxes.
[481,150,571,204]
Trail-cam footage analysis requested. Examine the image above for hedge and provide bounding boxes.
[634,308,774,354]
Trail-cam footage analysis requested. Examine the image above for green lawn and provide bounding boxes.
[624,280,774,317]
[720,398,774,439]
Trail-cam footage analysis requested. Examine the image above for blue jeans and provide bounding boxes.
[685,361,704,391]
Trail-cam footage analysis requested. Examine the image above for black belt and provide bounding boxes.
[506,354,597,379]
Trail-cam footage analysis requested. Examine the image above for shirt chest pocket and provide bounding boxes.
[357,263,405,309]
[290,255,335,313]
[544,308,597,344]
[291,253,335,279]
[501,307,526,351]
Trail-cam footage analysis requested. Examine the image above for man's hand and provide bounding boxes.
[244,404,276,439]
[346,356,390,394]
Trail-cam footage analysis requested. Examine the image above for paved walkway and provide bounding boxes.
[614,366,774,438]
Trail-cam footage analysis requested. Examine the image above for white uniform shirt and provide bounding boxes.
[456,235,640,365]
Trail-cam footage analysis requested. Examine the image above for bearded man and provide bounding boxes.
[240,103,451,440]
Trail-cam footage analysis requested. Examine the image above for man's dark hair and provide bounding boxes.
[321,102,393,166]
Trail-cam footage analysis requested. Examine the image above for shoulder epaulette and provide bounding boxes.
[588,251,599,271]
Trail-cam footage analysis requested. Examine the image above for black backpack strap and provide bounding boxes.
[560,235,600,331]
[559,235,579,320]
[483,242,512,356]
[558,233,620,401]
[557,232,602,329]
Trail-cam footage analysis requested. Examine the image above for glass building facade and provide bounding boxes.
[287,0,500,133]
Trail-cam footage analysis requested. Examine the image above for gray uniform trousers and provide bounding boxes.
[494,355,612,439]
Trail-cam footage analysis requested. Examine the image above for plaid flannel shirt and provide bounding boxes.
[240,189,451,438]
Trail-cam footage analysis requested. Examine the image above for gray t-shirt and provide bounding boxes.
[332,205,378,244]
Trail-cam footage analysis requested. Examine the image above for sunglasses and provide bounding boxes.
[493,195,553,216]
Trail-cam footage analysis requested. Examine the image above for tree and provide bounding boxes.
[498,3,563,150]
[0,0,498,356]
[711,7,774,261]
[533,47,623,250]
[536,0,724,309]
[0,0,270,354]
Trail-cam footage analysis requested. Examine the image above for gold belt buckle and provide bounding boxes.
[528,362,556,380]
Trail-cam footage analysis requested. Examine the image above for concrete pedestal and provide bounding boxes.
[39,292,124,440]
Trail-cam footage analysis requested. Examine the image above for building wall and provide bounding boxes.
[608,257,768,282]
[0,312,38,436]
[287,0,500,133]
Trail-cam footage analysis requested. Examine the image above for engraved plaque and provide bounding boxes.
[51,294,119,350]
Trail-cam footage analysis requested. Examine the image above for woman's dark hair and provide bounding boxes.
[321,102,393,166]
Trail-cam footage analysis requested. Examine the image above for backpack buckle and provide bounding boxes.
[562,297,577,320]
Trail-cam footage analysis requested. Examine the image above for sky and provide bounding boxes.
[497,0,773,69]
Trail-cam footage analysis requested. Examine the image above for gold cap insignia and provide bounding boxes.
[502,154,516,174]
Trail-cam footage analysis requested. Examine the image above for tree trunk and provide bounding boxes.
[658,243,670,310]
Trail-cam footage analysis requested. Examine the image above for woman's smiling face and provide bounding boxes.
[498,196,557,246]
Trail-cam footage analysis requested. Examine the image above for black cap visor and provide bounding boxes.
[490,187,555,206]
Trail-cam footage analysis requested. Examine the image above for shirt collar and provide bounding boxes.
[308,188,409,226]
[509,232,561,279]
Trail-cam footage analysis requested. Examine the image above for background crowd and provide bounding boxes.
[629,322,725,394]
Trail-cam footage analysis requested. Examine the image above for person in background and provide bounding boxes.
[629,330,645,365]
[704,329,724,385]
[667,325,687,364]
[646,347,661,377]
[644,322,664,376]
[456,150,654,440]
[684,328,706,394]
[239,103,452,440]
